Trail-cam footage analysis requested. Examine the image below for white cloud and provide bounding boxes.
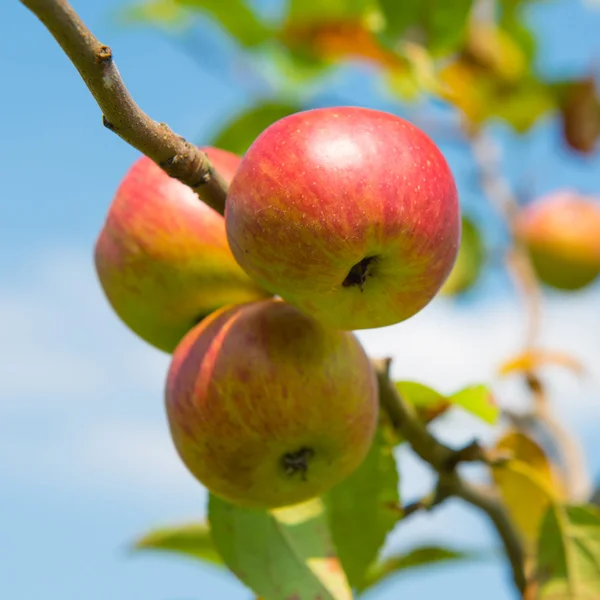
[0,249,170,411]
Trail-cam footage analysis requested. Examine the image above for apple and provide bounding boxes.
[516,190,600,291]
[94,147,271,353]
[225,106,461,331]
[165,298,379,509]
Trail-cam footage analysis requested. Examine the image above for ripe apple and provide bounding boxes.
[166,298,379,509]
[515,190,600,291]
[94,147,271,353]
[225,106,461,331]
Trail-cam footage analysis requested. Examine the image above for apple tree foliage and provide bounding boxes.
[23,0,600,598]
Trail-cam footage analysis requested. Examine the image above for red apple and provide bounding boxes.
[166,298,379,509]
[95,147,271,353]
[516,190,600,291]
[224,107,461,331]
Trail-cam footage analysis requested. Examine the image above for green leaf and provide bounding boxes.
[395,381,498,425]
[209,101,301,155]
[119,0,191,30]
[394,381,450,424]
[536,504,600,599]
[178,0,272,47]
[132,521,223,567]
[440,216,486,296]
[285,0,379,25]
[490,78,555,133]
[378,0,474,55]
[324,426,400,589]
[209,495,352,600]
[449,385,499,425]
[357,545,477,593]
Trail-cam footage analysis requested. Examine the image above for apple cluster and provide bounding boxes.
[94,107,461,508]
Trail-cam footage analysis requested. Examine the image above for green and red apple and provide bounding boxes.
[225,106,461,331]
[165,298,379,509]
[94,147,271,353]
[516,190,600,291]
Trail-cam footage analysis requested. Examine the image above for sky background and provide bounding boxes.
[1,1,600,599]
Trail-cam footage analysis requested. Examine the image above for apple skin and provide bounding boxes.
[165,298,379,509]
[516,190,600,291]
[225,107,461,331]
[94,147,271,353]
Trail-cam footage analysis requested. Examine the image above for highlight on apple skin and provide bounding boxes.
[515,189,600,291]
[225,106,461,331]
[94,147,271,354]
[165,298,379,509]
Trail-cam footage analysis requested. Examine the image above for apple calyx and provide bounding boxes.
[342,256,379,291]
[281,447,315,480]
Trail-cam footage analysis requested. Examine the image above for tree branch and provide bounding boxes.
[20,0,229,215]
[373,358,527,596]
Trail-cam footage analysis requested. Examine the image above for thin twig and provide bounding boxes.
[526,374,591,502]
[373,358,527,595]
[470,131,591,502]
[470,132,541,349]
[20,0,229,215]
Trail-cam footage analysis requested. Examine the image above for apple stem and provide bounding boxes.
[20,0,230,215]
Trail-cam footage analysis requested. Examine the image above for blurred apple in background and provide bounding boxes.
[516,189,600,291]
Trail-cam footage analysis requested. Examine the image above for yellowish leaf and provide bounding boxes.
[281,18,405,70]
[491,430,565,552]
[498,349,585,378]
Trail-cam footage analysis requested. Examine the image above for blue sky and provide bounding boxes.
[1,1,600,599]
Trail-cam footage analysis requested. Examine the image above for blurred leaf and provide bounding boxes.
[498,349,585,378]
[285,0,380,26]
[499,2,538,62]
[133,521,223,566]
[439,18,553,132]
[395,381,498,425]
[209,101,301,155]
[282,19,403,69]
[209,495,352,600]
[122,0,273,45]
[536,504,600,599]
[119,0,191,29]
[450,385,499,424]
[357,545,477,593]
[395,381,451,424]
[492,430,565,551]
[440,58,554,132]
[441,216,486,296]
[463,22,527,83]
[266,44,333,85]
[179,0,272,47]
[325,426,400,589]
[490,77,555,132]
[559,77,600,154]
[377,0,474,55]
